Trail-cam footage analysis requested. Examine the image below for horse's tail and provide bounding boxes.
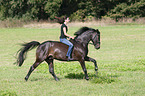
[16,41,40,66]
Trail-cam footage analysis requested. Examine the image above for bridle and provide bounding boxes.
[75,30,100,45]
[92,33,98,41]
[91,32,100,45]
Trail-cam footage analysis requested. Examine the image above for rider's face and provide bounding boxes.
[65,18,70,23]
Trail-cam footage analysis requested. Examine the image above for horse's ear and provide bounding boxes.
[96,29,100,34]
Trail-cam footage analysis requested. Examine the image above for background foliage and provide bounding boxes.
[0,0,145,21]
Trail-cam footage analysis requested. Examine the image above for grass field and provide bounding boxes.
[0,24,145,96]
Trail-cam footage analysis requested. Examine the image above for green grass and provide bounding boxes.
[0,24,145,96]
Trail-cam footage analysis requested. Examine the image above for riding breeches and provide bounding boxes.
[60,38,73,57]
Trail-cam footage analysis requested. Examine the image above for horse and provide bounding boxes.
[15,27,100,81]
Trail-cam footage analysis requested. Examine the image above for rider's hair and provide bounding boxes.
[55,16,68,24]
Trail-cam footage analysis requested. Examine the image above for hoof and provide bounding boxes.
[55,78,59,81]
[95,68,98,71]
[86,77,89,81]
[25,77,28,81]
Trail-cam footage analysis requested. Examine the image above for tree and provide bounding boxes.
[108,0,145,21]
[0,0,144,21]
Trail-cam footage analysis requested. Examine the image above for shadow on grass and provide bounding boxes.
[65,72,120,84]
[65,72,103,80]
[30,78,44,81]
[30,76,50,81]
[91,72,120,84]
[30,71,120,84]
[65,73,85,79]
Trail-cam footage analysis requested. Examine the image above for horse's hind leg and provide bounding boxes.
[45,58,59,81]
[25,60,42,81]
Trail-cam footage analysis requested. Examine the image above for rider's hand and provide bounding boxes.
[70,36,74,39]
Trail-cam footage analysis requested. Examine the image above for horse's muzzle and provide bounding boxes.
[96,46,100,49]
[95,44,100,49]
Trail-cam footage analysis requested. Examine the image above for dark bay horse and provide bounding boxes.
[16,27,100,81]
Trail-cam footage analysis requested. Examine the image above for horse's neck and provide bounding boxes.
[75,35,91,48]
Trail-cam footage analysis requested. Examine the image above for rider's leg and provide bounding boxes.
[60,38,73,59]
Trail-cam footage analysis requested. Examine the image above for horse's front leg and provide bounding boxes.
[85,56,98,71]
[79,59,89,80]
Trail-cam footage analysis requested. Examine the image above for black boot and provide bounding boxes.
[67,57,73,61]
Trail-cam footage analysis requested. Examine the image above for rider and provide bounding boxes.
[56,16,74,61]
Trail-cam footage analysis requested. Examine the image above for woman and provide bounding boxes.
[56,16,74,61]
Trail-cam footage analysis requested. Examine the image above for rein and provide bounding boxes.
[92,33,98,41]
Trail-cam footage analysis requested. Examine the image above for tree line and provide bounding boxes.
[0,0,145,22]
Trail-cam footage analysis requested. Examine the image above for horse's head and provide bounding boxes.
[91,29,100,49]
[74,27,100,49]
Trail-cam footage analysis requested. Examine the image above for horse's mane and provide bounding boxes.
[74,27,90,36]
[74,27,95,36]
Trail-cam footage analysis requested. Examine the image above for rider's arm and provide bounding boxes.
[63,27,74,39]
